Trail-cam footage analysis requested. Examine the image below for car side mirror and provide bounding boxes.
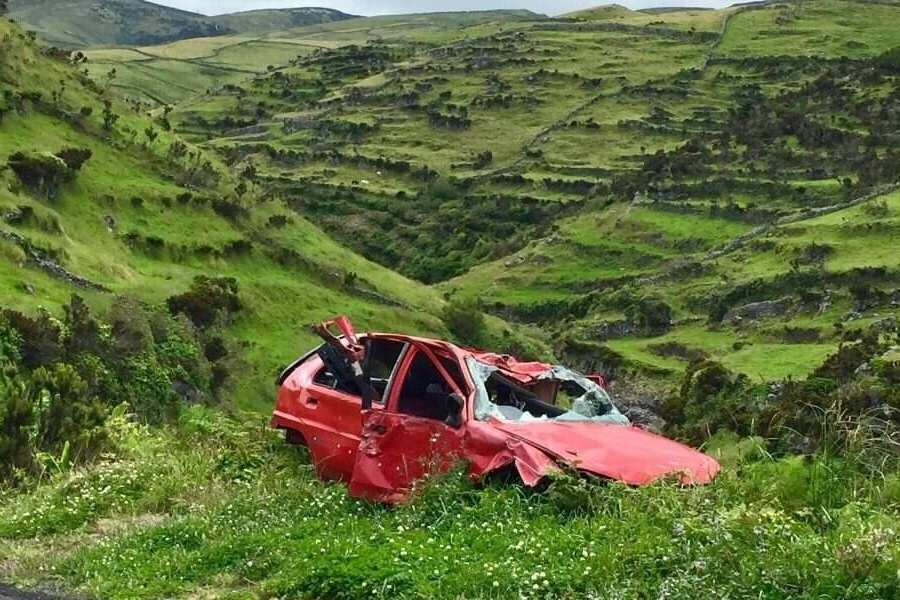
[445,392,464,429]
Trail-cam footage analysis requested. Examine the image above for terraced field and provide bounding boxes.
[111,0,897,381]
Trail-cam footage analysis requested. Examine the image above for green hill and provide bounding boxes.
[2,6,900,600]
[6,0,354,47]
[79,10,549,106]
[146,0,899,382]
[0,15,468,413]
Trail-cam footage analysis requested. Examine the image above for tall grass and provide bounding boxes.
[1,408,898,599]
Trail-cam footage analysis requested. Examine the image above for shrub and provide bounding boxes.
[30,363,108,457]
[0,308,63,369]
[108,296,153,356]
[54,147,92,171]
[663,359,757,444]
[166,276,242,330]
[7,151,73,199]
[0,366,35,482]
[625,297,673,336]
[442,299,486,347]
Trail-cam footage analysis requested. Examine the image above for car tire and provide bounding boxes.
[285,428,308,447]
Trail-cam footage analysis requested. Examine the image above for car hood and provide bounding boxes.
[490,420,720,485]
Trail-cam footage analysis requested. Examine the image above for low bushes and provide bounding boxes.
[0,291,222,485]
[664,321,900,465]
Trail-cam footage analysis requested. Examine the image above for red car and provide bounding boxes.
[271,316,720,503]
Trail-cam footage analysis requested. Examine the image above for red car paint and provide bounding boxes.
[271,317,720,502]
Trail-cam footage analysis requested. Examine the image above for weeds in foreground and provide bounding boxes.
[0,407,898,599]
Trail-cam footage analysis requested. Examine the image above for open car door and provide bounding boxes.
[348,345,467,503]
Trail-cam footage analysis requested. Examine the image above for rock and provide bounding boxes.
[872,317,897,332]
[723,297,792,324]
[103,214,117,230]
[503,255,526,268]
[594,319,636,341]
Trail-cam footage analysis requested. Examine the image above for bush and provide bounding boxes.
[108,296,153,356]
[665,322,900,460]
[7,151,73,199]
[0,294,223,484]
[166,276,242,330]
[625,297,673,336]
[54,147,92,171]
[442,299,487,348]
[664,360,757,444]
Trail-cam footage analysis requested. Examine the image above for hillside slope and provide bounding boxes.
[81,10,550,106]
[0,16,462,411]
[147,0,900,380]
[6,0,354,47]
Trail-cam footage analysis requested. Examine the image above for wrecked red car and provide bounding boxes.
[271,316,720,502]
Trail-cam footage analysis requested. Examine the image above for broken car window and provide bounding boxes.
[466,357,629,425]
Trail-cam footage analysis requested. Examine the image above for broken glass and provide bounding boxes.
[466,357,629,425]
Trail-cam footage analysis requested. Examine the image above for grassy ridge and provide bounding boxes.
[6,0,354,48]
[82,10,547,106]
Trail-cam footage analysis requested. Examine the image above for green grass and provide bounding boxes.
[716,0,900,58]
[2,408,900,600]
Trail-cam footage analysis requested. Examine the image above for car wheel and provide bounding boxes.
[285,428,308,446]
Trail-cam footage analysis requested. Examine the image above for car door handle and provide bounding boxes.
[370,424,387,434]
[305,396,319,406]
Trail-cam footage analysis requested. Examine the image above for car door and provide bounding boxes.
[348,345,467,503]
[301,336,408,482]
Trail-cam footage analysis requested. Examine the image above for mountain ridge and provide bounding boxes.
[6,0,356,47]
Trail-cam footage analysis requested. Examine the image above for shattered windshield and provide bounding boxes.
[466,357,629,425]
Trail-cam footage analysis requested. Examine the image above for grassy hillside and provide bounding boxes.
[0,16,470,413]
[82,10,548,106]
[6,0,354,48]
[2,6,900,600]
[126,0,897,382]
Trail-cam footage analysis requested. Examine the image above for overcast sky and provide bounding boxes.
[152,0,731,17]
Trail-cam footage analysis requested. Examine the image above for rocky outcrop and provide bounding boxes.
[723,297,792,324]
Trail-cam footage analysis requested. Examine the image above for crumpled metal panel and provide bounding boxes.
[349,410,465,503]
[491,420,721,485]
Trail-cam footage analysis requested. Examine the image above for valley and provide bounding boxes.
[1,0,899,598]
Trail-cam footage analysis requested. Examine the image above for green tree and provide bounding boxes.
[102,100,119,131]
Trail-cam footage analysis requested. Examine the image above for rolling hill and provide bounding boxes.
[121,0,898,382]
[80,10,550,106]
[6,0,354,47]
[0,14,514,413]
[2,6,900,600]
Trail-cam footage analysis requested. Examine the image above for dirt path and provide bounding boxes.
[0,584,69,600]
